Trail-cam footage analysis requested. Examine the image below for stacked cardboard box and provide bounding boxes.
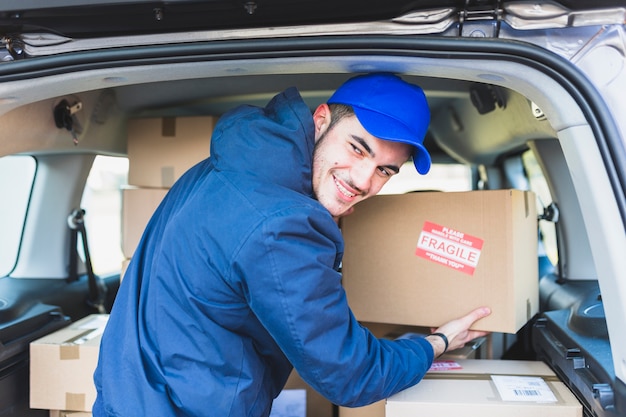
[30,315,109,415]
[340,189,539,334]
[386,359,582,416]
[340,359,582,417]
[126,116,216,189]
[121,116,216,275]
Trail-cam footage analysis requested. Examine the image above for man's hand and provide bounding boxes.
[425,307,491,357]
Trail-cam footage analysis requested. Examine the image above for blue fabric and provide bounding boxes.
[93,87,434,417]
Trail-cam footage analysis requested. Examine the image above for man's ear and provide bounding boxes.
[312,103,331,141]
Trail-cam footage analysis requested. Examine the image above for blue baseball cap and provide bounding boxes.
[327,73,431,174]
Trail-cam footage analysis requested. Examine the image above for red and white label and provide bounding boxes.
[429,360,463,371]
[415,221,483,275]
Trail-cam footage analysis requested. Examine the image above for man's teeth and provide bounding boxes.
[335,179,356,197]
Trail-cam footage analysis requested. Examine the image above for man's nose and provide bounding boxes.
[350,160,375,193]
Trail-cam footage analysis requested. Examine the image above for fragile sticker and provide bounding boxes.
[429,360,463,371]
[415,221,483,275]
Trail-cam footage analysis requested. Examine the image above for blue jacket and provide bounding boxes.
[93,87,434,417]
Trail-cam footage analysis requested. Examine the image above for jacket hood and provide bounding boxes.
[209,87,316,196]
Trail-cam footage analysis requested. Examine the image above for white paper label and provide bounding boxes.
[491,375,558,403]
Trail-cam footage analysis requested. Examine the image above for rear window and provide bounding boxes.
[0,155,36,276]
[80,155,128,276]
[381,162,472,194]
[523,150,558,266]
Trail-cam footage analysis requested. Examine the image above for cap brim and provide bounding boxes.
[353,107,431,175]
[411,143,431,175]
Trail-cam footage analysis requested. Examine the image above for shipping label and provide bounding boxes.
[415,221,483,275]
[491,375,558,402]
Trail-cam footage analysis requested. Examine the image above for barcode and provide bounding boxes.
[514,389,541,397]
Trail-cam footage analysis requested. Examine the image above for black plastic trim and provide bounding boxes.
[1,1,623,38]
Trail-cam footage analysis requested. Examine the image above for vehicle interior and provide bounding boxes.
[0,31,623,416]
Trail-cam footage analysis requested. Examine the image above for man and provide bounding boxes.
[93,73,490,416]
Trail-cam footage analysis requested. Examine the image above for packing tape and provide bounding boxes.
[60,344,80,360]
[161,166,175,188]
[59,328,99,359]
[424,372,560,382]
[65,392,86,411]
[64,329,98,345]
[162,117,176,137]
[525,190,530,218]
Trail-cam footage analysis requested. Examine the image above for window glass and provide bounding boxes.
[380,161,472,194]
[522,150,558,265]
[0,155,36,276]
[80,156,128,276]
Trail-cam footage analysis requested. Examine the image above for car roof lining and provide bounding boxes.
[0,53,583,163]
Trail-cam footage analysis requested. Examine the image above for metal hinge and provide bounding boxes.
[459,0,503,38]
[1,34,25,60]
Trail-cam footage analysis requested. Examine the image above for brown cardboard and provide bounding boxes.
[386,359,582,417]
[50,412,92,417]
[341,190,538,334]
[121,187,168,258]
[339,401,384,417]
[30,315,109,412]
[127,116,215,188]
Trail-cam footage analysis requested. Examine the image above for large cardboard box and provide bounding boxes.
[121,187,169,258]
[30,315,109,412]
[127,116,216,188]
[386,359,582,416]
[341,190,538,334]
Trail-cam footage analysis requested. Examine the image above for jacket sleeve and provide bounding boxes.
[235,204,434,407]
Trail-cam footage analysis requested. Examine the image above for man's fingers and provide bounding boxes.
[429,306,492,353]
[465,330,490,341]
[459,306,491,328]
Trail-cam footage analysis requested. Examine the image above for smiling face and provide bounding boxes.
[311,103,412,218]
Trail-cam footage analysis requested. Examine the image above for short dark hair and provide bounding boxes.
[327,103,354,132]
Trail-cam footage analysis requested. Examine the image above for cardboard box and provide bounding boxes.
[121,187,168,258]
[127,116,215,188]
[386,359,582,416]
[30,315,109,412]
[50,412,92,417]
[341,190,538,334]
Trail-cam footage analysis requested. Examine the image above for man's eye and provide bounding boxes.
[351,144,363,155]
[378,167,391,177]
